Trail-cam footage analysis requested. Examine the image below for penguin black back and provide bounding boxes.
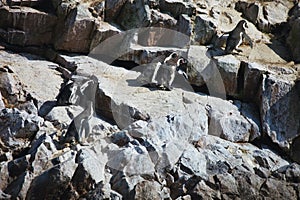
[225,20,248,53]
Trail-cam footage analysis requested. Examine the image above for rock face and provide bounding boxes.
[0,0,300,199]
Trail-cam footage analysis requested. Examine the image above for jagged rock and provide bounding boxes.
[71,148,107,195]
[287,18,300,63]
[177,14,192,36]
[26,152,77,200]
[0,6,57,46]
[179,147,207,178]
[116,0,151,30]
[0,108,43,153]
[85,182,122,200]
[28,133,63,176]
[0,51,64,107]
[213,54,241,97]
[239,62,265,102]
[0,65,27,107]
[45,105,83,129]
[190,179,221,199]
[259,72,300,154]
[4,171,33,199]
[193,15,216,45]
[235,1,294,32]
[54,4,96,53]
[90,21,121,51]
[104,0,127,22]
[134,180,162,200]
[159,0,195,19]
[205,95,260,142]
[150,9,177,28]
[177,14,216,45]
[260,178,298,199]
[233,101,261,141]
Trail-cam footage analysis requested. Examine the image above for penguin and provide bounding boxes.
[176,58,188,80]
[224,20,253,54]
[153,52,179,90]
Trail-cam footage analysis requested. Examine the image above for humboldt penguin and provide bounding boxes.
[153,52,179,90]
[176,58,188,80]
[225,20,253,54]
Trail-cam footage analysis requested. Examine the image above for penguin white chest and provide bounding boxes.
[236,32,243,48]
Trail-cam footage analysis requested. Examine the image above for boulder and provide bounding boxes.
[0,51,64,107]
[0,108,43,153]
[116,0,151,30]
[150,9,177,28]
[235,1,294,32]
[26,152,77,200]
[0,6,57,46]
[54,4,97,53]
[134,180,162,200]
[104,0,127,22]
[213,54,241,97]
[44,105,84,129]
[71,148,107,195]
[259,72,300,155]
[177,14,216,45]
[159,0,195,19]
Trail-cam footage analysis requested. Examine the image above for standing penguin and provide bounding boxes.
[153,52,179,90]
[225,20,253,54]
[176,58,188,80]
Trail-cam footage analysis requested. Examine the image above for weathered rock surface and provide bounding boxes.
[235,0,294,32]
[287,18,300,63]
[0,0,300,199]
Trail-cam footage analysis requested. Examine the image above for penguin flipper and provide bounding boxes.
[243,33,253,48]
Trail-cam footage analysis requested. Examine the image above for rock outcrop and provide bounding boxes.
[0,0,300,199]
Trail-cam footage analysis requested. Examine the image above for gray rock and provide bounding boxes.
[28,133,59,176]
[116,0,151,30]
[213,54,241,97]
[54,4,96,53]
[187,45,226,99]
[177,14,192,36]
[260,178,298,199]
[0,51,64,107]
[259,73,300,152]
[240,62,266,102]
[104,0,127,22]
[71,148,107,194]
[235,1,294,32]
[0,108,43,152]
[0,6,57,46]
[134,180,162,200]
[0,91,5,109]
[193,15,216,45]
[45,105,83,129]
[150,9,177,29]
[26,152,77,200]
[177,14,216,45]
[287,18,300,63]
[180,146,207,178]
[159,0,195,19]
[205,95,260,142]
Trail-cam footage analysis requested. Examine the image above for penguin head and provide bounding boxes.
[164,52,179,65]
[170,52,179,59]
[176,58,187,66]
[237,20,248,30]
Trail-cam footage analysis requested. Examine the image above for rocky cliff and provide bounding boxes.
[0,0,300,199]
